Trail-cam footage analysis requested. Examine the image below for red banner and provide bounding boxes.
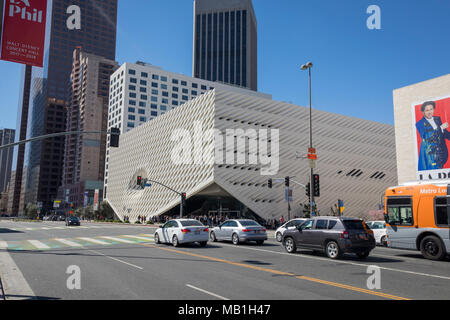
[0,0,47,67]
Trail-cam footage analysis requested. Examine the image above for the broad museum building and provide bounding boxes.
[106,89,397,222]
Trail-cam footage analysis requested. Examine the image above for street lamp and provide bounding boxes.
[301,61,315,217]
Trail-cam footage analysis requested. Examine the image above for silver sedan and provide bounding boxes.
[210,219,267,245]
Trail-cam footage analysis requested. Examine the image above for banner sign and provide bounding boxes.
[0,0,47,67]
[84,191,89,207]
[93,189,99,211]
[412,96,450,181]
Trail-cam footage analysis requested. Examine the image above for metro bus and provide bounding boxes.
[384,181,450,261]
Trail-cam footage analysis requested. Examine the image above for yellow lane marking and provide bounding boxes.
[140,243,410,300]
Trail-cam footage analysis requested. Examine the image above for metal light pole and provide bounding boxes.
[301,62,314,217]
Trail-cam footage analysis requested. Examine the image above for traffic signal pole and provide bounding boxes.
[0,130,121,151]
[139,178,186,218]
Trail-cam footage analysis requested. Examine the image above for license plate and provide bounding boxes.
[254,231,260,234]
[359,234,367,240]
[195,231,200,235]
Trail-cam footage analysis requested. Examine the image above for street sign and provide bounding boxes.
[307,154,317,160]
[308,148,316,154]
[309,159,316,169]
[285,188,293,203]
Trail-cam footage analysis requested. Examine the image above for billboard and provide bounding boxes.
[0,0,47,67]
[412,96,450,181]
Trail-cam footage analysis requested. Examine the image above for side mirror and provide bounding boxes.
[383,214,390,225]
[159,225,165,229]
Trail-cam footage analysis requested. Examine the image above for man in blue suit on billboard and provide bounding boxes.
[416,101,450,170]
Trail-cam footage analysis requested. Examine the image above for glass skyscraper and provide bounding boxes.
[13,0,118,214]
[193,0,258,91]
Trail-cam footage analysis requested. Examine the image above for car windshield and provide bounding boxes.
[180,220,204,227]
[239,221,259,227]
[343,220,365,230]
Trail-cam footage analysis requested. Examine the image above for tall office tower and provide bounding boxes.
[59,48,118,208]
[193,0,258,91]
[8,65,32,216]
[0,129,16,195]
[19,0,118,213]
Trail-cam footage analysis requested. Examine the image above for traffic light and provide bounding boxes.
[110,128,120,148]
[268,179,273,189]
[313,174,320,197]
[306,183,310,197]
[137,176,142,186]
[285,176,290,187]
[181,193,186,206]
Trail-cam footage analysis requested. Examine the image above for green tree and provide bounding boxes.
[25,203,38,220]
[98,201,115,220]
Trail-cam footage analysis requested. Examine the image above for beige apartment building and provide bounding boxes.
[58,48,119,209]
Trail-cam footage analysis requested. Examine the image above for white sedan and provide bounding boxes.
[275,218,306,242]
[366,221,387,246]
[154,219,209,247]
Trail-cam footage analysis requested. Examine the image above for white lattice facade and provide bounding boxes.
[107,89,397,222]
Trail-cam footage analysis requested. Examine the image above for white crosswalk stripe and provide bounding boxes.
[123,235,154,241]
[28,240,50,250]
[78,238,110,245]
[0,241,7,249]
[54,239,83,247]
[100,236,134,244]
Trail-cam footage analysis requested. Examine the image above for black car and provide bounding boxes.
[282,217,376,259]
[66,216,80,226]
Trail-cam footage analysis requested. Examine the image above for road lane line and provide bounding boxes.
[0,241,7,249]
[78,238,110,245]
[186,284,229,300]
[87,249,143,270]
[141,243,410,300]
[54,239,83,247]
[28,240,50,250]
[100,236,135,244]
[218,243,450,281]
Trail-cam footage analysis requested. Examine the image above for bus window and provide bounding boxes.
[434,197,450,227]
[386,197,413,226]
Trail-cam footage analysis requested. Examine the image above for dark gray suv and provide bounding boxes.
[282,217,376,259]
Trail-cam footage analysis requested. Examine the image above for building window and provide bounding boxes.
[140,87,147,93]
[129,93,136,98]
[151,111,158,117]
[129,100,136,106]
[139,101,146,107]
[129,85,136,91]
[152,82,158,88]
[127,122,135,128]
[152,74,159,80]
[172,79,179,84]
[181,81,187,86]
[172,101,178,106]
[129,69,136,75]
[130,77,137,83]
[128,115,135,120]
[152,89,158,95]
[140,80,147,86]
[140,117,147,122]
[192,90,197,96]
[173,86,179,92]
[161,76,167,82]
[138,109,145,115]
[151,104,158,109]
[192,83,198,88]
[141,72,148,78]
[141,95,147,100]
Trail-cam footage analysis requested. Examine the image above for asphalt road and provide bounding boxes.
[0,220,449,300]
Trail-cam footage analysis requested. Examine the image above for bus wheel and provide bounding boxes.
[420,235,446,261]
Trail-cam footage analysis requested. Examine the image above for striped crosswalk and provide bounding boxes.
[1,234,155,251]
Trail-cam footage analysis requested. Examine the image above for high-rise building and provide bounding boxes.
[8,65,32,216]
[103,61,270,198]
[0,129,16,195]
[16,0,118,214]
[193,0,258,91]
[59,48,118,208]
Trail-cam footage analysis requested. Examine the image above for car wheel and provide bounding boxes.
[210,232,217,242]
[232,233,240,245]
[284,237,296,253]
[256,240,264,246]
[154,233,161,244]
[276,232,282,242]
[420,235,446,261]
[325,241,342,259]
[172,235,180,247]
[356,251,370,259]
[199,242,207,247]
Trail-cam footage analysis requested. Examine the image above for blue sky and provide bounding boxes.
[1,0,450,130]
